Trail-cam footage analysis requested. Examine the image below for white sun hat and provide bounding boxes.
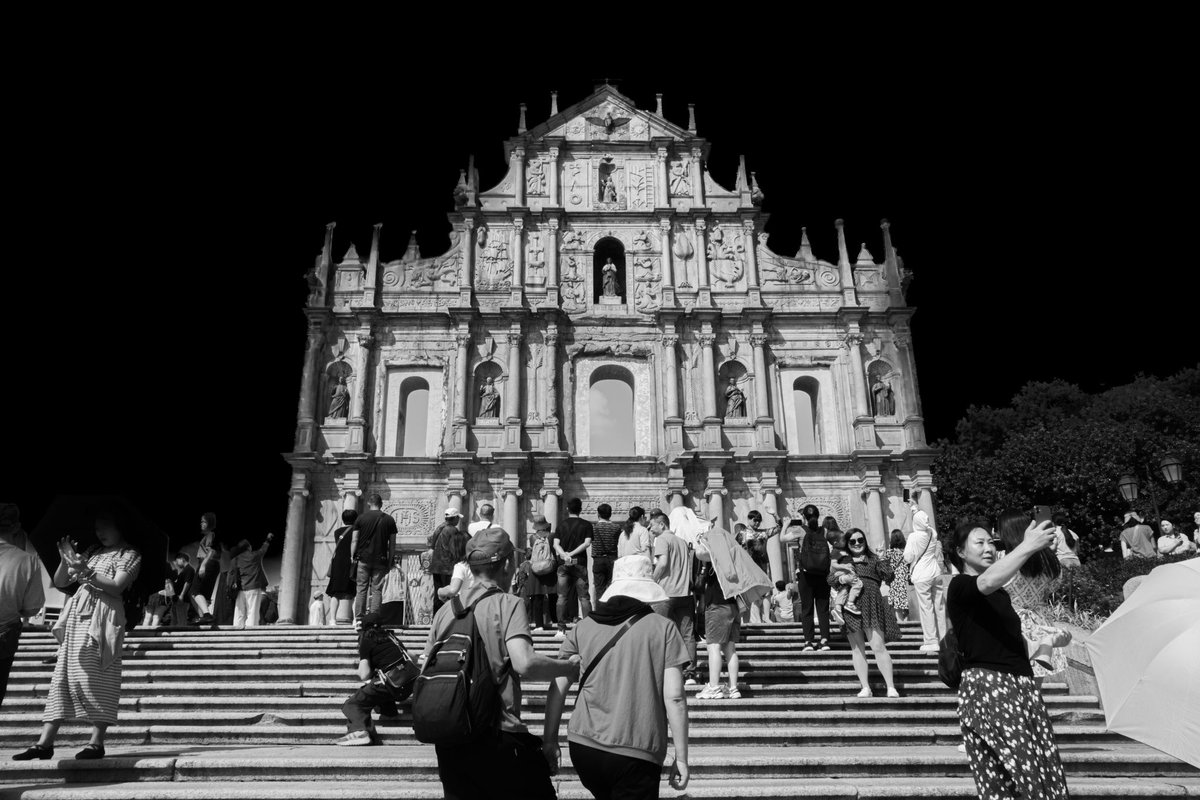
[600,555,669,604]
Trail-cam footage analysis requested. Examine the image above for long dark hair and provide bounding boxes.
[1052,512,1077,551]
[949,520,990,572]
[447,530,468,564]
[998,509,1061,579]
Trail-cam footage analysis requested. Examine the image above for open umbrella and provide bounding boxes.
[30,495,169,603]
[1084,557,1200,769]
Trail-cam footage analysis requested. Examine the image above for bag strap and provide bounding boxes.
[579,609,651,688]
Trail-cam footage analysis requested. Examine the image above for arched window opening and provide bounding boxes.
[792,377,820,455]
[593,237,626,303]
[397,377,430,456]
[589,365,635,455]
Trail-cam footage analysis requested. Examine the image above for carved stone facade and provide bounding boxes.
[278,85,937,624]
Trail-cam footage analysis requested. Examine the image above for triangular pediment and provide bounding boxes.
[521,85,694,146]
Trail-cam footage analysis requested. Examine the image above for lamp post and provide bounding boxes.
[1116,454,1184,521]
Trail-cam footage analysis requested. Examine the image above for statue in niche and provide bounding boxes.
[724,378,746,418]
[602,258,620,297]
[871,375,895,417]
[600,175,617,203]
[327,376,350,420]
[478,378,500,419]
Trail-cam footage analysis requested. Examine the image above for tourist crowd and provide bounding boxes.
[4,496,1199,799]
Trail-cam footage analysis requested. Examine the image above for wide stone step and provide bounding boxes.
[7,777,1200,800]
[1,744,1192,784]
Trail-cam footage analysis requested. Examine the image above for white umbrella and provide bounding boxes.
[1084,557,1200,768]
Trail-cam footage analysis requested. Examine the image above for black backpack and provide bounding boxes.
[411,587,504,745]
[799,528,831,574]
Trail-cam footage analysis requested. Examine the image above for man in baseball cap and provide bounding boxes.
[422,523,579,799]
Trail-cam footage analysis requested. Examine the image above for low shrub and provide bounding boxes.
[1049,552,1196,619]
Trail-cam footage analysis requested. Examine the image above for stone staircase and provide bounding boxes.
[1,622,1196,798]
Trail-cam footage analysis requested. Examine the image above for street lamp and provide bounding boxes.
[1117,455,1185,518]
[1118,474,1140,504]
[1159,454,1184,485]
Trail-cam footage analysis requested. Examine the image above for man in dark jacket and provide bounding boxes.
[427,508,464,612]
[350,494,399,626]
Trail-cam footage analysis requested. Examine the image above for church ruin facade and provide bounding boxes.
[276,85,938,624]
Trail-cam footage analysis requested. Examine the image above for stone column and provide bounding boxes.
[277,473,310,625]
[544,329,559,423]
[694,219,710,289]
[511,218,525,289]
[864,486,888,553]
[669,492,687,510]
[446,488,466,518]
[656,148,669,207]
[546,218,559,288]
[294,324,325,452]
[454,334,470,422]
[699,333,717,420]
[662,334,680,420]
[743,219,760,289]
[506,331,523,422]
[705,485,727,529]
[690,147,705,206]
[916,486,938,532]
[502,487,522,548]
[512,147,526,206]
[844,332,869,418]
[350,331,372,422]
[548,146,560,206]
[541,482,562,528]
[461,219,475,302]
[658,219,674,286]
[762,482,784,582]
[750,334,770,420]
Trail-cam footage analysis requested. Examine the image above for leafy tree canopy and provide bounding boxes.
[933,367,1200,553]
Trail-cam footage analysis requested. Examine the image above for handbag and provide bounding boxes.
[375,631,420,694]
[937,619,965,689]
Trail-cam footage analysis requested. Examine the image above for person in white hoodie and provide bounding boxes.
[903,496,946,651]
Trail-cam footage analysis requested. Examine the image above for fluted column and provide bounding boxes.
[277,473,310,624]
[294,324,325,452]
[511,218,525,289]
[656,147,669,207]
[506,331,522,422]
[743,219,760,289]
[762,482,784,582]
[548,147,560,206]
[690,147,705,206]
[545,330,559,423]
[512,147,526,206]
[350,331,372,423]
[750,334,770,420]
[662,334,680,420]
[699,333,717,420]
[844,332,870,418]
[454,334,470,422]
[546,218,559,288]
[694,219,710,289]
[659,219,674,286]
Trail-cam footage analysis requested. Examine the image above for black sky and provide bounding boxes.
[5,63,1194,549]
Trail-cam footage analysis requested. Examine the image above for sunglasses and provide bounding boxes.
[848,538,866,545]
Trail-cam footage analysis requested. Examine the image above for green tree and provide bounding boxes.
[933,368,1200,554]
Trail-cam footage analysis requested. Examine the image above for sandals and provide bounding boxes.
[12,744,53,761]
[74,744,105,760]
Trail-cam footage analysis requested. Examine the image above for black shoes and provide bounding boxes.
[12,744,53,761]
[75,744,105,759]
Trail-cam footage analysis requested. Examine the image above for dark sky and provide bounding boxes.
[5,67,1193,550]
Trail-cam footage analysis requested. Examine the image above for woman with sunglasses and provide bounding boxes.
[840,528,902,698]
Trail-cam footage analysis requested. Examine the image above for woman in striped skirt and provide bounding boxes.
[12,511,141,761]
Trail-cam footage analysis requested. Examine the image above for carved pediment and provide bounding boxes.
[525,85,692,145]
[380,231,462,293]
[757,236,840,289]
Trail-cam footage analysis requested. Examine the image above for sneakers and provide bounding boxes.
[831,608,844,625]
[802,642,815,652]
[819,638,831,651]
[886,688,901,698]
[555,627,567,640]
[336,731,373,746]
[726,684,742,699]
[684,671,698,686]
[856,687,873,698]
[843,602,861,616]
[696,683,727,700]
[919,643,939,652]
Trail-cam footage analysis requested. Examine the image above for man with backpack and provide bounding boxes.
[428,508,465,613]
[780,505,832,651]
[414,527,580,799]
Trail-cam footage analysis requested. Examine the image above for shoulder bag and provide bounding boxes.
[579,609,652,689]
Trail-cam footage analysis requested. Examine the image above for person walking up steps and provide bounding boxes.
[781,506,833,651]
[1,503,44,707]
[648,509,699,685]
[350,494,398,625]
[905,497,947,651]
[590,503,622,601]
[554,497,593,636]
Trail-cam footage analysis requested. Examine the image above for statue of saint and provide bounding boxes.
[871,376,895,417]
[478,377,500,419]
[724,378,746,418]
[600,175,617,203]
[601,258,619,297]
[327,376,349,419]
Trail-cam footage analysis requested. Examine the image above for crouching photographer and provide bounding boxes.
[336,610,419,746]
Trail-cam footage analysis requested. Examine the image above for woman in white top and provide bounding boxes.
[617,506,653,558]
[1051,512,1082,569]
[903,500,947,651]
[1157,520,1195,556]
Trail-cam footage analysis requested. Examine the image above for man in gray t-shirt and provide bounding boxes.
[648,510,697,684]
[1120,514,1157,559]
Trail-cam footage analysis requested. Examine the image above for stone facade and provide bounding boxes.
[278,85,938,623]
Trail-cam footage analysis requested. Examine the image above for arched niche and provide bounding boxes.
[717,360,750,419]
[792,376,820,455]
[593,237,626,302]
[396,376,430,456]
[472,361,504,421]
[867,358,899,418]
[588,364,635,456]
[323,360,354,422]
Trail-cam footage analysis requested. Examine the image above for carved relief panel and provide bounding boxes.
[475,226,513,291]
[707,224,746,290]
[383,499,437,549]
[563,158,588,208]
